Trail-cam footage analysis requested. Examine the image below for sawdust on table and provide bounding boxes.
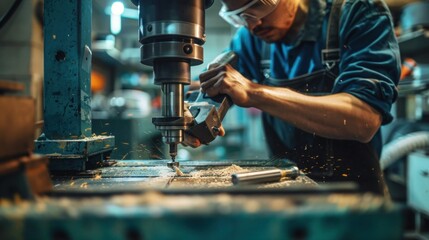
[148,164,249,188]
[189,164,248,177]
[166,164,317,189]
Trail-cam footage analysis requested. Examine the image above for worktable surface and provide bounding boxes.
[0,160,403,240]
[51,159,317,193]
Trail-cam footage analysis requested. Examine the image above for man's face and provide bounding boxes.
[220,0,298,43]
[247,4,294,43]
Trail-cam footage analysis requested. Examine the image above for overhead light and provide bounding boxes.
[105,2,138,20]
[111,1,124,15]
[110,1,124,34]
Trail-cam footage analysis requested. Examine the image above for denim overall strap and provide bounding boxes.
[259,0,345,80]
[322,0,344,69]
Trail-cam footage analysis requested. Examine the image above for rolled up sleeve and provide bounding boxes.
[333,0,401,124]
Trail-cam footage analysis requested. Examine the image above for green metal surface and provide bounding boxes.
[0,192,402,240]
[40,0,92,138]
[34,0,114,171]
[35,136,115,171]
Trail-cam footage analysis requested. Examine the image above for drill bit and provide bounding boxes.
[167,143,180,169]
[169,143,177,162]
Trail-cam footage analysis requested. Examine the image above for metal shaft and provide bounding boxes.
[161,83,184,161]
[231,166,299,185]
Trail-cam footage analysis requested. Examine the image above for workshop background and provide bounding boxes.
[0,0,429,239]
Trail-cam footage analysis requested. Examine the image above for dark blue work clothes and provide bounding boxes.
[227,0,401,194]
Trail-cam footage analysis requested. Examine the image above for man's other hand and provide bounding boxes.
[181,102,226,148]
[199,64,256,108]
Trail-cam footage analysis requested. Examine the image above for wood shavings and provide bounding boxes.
[190,164,247,177]
[146,165,316,189]
[256,176,317,189]
[173,166,184,176]
[166,165,249,188]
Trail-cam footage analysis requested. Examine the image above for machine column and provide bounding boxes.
[35,0,114,171]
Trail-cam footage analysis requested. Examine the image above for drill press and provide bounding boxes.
[133,0,214,167]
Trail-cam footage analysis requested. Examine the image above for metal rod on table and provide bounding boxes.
[231,166,299,185]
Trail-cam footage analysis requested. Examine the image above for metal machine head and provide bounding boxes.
[133,0,214,165]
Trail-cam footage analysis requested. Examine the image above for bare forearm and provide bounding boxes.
[248,84,382,143]
[198,64,383,142]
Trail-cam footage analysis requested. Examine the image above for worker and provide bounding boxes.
[184,0,400,195]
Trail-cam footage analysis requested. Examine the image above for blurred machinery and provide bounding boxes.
[132,0,210,165]
[381,1,429,237]
[132,0,234,169]
[0,81,52,199]
[0,0,410,239]
[92,89,165,160]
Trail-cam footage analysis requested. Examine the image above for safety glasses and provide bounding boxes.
[219,0,279,27]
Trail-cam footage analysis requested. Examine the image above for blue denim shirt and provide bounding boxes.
[228,0,401,156]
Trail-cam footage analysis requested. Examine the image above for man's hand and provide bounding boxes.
[199,63,256,108]
[181,102,226,148]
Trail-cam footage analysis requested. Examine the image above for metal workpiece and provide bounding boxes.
[280,166,300,179]
[231,166,300,185]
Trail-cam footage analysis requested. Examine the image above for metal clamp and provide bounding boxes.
[321,48,340,69]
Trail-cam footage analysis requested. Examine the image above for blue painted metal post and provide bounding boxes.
[43,0,92,139]
[35,0,114,171]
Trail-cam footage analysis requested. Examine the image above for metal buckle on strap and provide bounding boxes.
[260,59,271,79]
[321,48,340,69]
